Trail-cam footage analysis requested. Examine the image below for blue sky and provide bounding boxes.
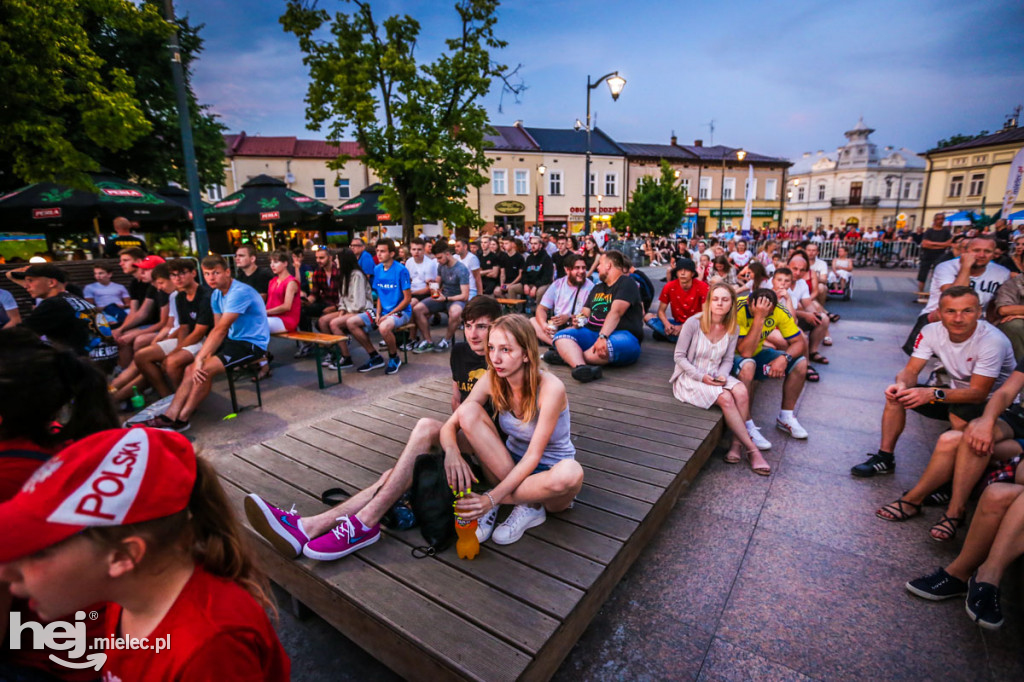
[181,0,1024,159]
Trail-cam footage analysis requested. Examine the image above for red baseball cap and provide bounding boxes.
[0,428,196,563]
[135,255,166,270]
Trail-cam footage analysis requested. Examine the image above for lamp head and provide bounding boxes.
[538,163,547,175]
[574,119,583,132]
[736,149,747,162]
[597,194,604,202]
[606,74,626,101]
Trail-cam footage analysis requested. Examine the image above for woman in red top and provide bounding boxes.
[265,250,301,334]
[0,327,120,680]
[0,428,290,682]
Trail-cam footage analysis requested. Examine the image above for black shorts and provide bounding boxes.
[216,339,266,369]
[999,404,1024,439]
[917,250,944,283]
[910,396,985,423]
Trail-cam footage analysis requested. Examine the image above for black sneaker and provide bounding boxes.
[966,575,1004,629]
[924,482,952,507]
[294,342,315,359]
[571,365,603,383]
[851,453,894,478]
[905,568,968,601]
[542,349,565,366]
[358,355,386,372]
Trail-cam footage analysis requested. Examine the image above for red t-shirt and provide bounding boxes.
[2,438,105,681]
[659,279,709,323]
[101,566,290,682]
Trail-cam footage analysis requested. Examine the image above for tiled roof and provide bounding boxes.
[618,142,698,160]
[678,144,789,166]
[926,126,1024,154]
[523,127,624,156]
[485,125,540,151]
[223,133,363,158]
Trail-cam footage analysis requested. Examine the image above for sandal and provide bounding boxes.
[809,351,829,365]
[724,449,741,464]
[806,366,820,382]
[875,497,921,521]
[823,336,833,346]
[930,513,964,543]
[252,363,272,382]
[747,449,770,476]
[828,313,840,323]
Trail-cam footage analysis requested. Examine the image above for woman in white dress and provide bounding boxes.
[670,283,770,475]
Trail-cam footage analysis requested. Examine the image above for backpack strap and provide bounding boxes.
[0,449,51,463]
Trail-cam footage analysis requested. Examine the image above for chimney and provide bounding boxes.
[802,152,811,158]
[513,120,523,128]
[670,133,677,146]
[694,139,703,147]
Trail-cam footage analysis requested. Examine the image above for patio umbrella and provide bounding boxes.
[204,175,332,229]
[333,183,392,228]
[155,185,211,218]
[0,172,190,232]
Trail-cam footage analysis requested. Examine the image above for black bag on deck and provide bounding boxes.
[409,453,456,558]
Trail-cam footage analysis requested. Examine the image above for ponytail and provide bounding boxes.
[187,457,276,616]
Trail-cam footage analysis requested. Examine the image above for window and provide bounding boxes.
[336,178,350,199]
[903,180,913,199]
[974,154,987,164]
[492,169,507,195]
[679,179,690,195]
[949,175,963,198]
[699,176,711,200]
[795,217,803,226]
[764,178,777,200]
[723,177,736,200]
[817,183,826,201]
[588,173,596,196]
[745,178,757,199]
[548,171,562,195]
[916,182,923,199]
[797,186,805,202]
[514,169,528,195]
[312,179,326,199]
[953,158,966,166]
[814,217,823,228]
[604,173,618,196]
[885,182,893,199]
[968,173,985,196]
[206,185,224,201]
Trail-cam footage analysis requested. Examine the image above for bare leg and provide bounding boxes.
[780,358,807,411]
[412,301,432,344]
[166,356,226,422]
[881,430,961,515]
[163,350,194,389]
[946,483,1024,581]
[808,318,829,355]
[530,317,555,346]
[445,304,462,342]
[135,345,170,397]
[553,337,586,367]
[945,422,1017,522]
[879,393,908,453]
[975,482,1024,585]
[345,313,375,354]
[378,316,399,354]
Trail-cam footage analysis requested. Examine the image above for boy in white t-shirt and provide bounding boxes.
[83,263,131,324]
[404,238,438,301]
[854,286,1015,479]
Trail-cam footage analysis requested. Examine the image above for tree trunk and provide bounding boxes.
[400,190,416,244]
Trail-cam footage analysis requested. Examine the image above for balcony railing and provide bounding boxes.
[830,196,881,207]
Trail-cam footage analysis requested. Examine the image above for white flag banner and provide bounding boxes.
[1001,147,1024,220]
[740,164,754,235]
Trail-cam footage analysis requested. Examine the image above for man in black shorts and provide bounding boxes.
[243,295,503,561]
[916,212,952,295]
[853,286,1015,478]
[138,255,270,432]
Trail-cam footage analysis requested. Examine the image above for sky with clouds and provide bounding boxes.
[181,0,1024,160]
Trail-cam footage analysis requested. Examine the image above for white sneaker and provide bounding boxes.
[746,423,772,450]
[378,339,388,348]
[491,504,546,545]
[476,506,499,543]
[435,338,451,352]
[776,414,809,439]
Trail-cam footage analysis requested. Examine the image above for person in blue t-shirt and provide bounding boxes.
[351,238,376,282]
[345,238,412,375]
[137,254,270,432]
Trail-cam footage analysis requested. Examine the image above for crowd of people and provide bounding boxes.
[4,214,1024,680]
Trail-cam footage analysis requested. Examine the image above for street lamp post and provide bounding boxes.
[717,148,746,233]
[536,163,547,231]
[885,173,904,229]
[582,72,626,235]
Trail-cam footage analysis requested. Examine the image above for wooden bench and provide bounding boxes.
[273,330,349,389]
[214,343,723,680]
[496,297,527,314]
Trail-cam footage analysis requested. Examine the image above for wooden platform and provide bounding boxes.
[214,342,723,681]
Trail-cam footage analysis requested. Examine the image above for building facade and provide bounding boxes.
[783,119,926,232]
[921,118,1024,224]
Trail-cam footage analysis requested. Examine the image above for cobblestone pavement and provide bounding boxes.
[216,269,1023,681]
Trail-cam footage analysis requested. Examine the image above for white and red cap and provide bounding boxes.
[135,255,166,270]
[0,428,196,563]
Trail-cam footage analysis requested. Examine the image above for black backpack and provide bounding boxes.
[409,453,456,558]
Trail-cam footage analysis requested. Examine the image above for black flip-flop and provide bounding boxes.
[828,313,841,323]
[806,366,820,382]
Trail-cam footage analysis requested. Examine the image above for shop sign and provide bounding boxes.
[33,208,61,219]
[260,211,280,221]
[537,196,544,223]
[376,213,392,221]
[709,209,779,219]
[495,200,525,214]
[101,188,143,198]
[214,198,241,209]
[569,206,622,215]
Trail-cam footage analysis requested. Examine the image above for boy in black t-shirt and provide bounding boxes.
[244,295,505,559]
[18,265,93,354]
[497,237,525,297]
[234,244,273,301]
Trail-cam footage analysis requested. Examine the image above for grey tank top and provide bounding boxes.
[498,402,576,469]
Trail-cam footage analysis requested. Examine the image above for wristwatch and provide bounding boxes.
[933,388,946,402]
[598,333,608,341]
[783,353,793,363]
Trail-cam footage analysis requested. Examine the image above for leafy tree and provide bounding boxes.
[610,210,630,232]
[935,131,990,149]
[627,160,687,237]
[0,0,224,192]
[282,0,519,243]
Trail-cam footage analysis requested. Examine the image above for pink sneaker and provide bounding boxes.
[303,515,380,561]
[244,494,310,558]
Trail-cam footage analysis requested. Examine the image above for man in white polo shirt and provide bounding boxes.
[530,254,594,345]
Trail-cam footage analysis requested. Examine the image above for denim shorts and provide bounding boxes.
[733,347,804,381]
[359,308,412,333]
[553,327,642,366]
